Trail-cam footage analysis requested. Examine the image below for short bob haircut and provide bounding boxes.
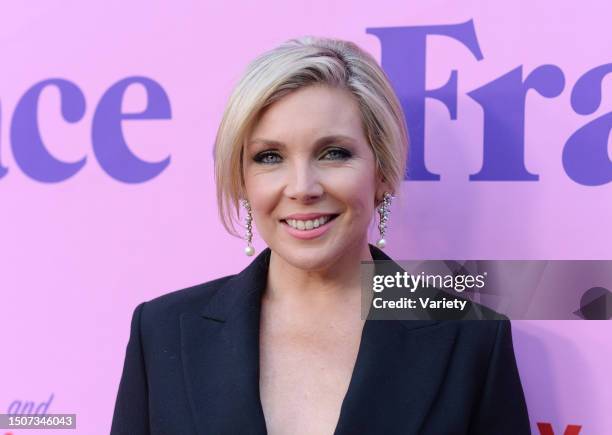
[214,36,409,238]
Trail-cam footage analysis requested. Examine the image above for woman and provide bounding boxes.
[111,37,531,434]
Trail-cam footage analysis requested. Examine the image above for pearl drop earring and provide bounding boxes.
[240,199,255,256]
[376,192,393,249]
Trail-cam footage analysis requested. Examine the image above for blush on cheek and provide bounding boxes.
[353,199,375,218]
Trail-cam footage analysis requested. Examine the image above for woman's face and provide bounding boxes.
[243,84,388,271]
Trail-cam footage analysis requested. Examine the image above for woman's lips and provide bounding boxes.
[281,214,339,240]
[282,212,338,221]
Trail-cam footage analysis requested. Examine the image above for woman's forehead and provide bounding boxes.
[247,134,358,151]
[248,86,365,145]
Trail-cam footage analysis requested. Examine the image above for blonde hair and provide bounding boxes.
[214,36,408,237]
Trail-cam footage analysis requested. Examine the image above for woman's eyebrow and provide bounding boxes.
[248,135,356,149]
[248,138,285,149]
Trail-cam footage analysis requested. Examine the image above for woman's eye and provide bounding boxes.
[253,148,351,164]
[254,152,282,164]
[322,148,352,161]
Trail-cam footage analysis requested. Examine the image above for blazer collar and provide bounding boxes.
[199,244,271,323]
[181,244,454,435]
[199,243,437,328]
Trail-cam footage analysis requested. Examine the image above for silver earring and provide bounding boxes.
[376,192,393,249]
[240,199,255,256]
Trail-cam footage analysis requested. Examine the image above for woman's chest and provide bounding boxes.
[258,317,364,435]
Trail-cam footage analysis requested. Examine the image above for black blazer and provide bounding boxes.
[111,244,531,435]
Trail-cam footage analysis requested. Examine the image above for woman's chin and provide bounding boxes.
[273,245,343,272]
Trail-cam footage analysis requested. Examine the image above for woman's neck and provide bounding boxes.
[264,240,373,310]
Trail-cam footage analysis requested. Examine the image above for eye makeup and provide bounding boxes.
[252,146,353,165]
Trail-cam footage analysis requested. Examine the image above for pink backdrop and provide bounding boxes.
[1,1,610,433]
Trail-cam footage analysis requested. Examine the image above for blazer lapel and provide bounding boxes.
[334,311,457,434]
[335,245,457,435]
[180,245,457,435]
[180,248,271,435]
[334,246,457,434]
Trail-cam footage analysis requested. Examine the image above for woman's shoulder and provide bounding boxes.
[444,318,515,354]
[135,274,237,328]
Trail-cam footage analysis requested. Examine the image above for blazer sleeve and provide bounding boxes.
[111,301,150,435]
[468,320,531,435]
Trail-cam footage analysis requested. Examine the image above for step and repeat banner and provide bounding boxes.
[1,1,610,433]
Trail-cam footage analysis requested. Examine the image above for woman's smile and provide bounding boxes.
[280,213,340,240]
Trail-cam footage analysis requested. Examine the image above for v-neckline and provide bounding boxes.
[252,243,392,435]
[254,293,372,435]
[184,243,449,434]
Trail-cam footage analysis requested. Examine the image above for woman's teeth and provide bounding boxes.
[285,215,333,230]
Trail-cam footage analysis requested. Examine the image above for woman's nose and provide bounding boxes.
[284,160,324,202]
